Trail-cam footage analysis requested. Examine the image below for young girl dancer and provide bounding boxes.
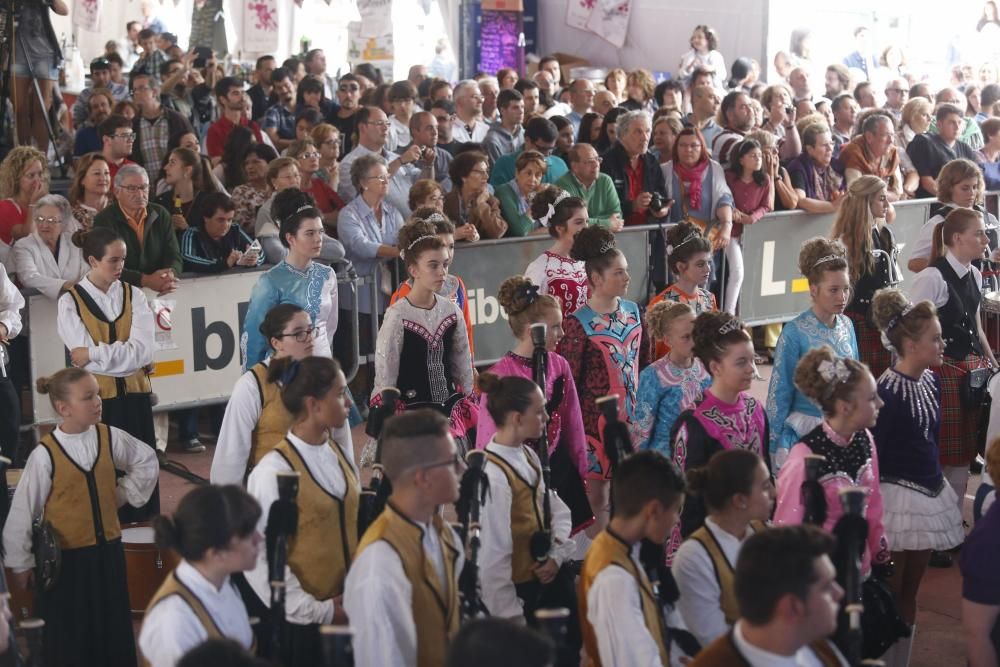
[909,208,997,529]
[212,304,315,485]
[372,219,477,453]
[3,368,158,666]
[557,225,647,534]
[389,208,475,356]
[767,237,858,471]
[870,288,965,665]
[57,226,159,521]
[672,449,774,649]
[524,186,590,318]
[631,301,711,457]
[140,485,263,667]
[671,310,768,539]
[478,373,580,666]
[476,275,591,532]
[830,175,898,379]
[773,346,891,576]
[724,138,773,314]
[648,221,716,360]
[246,356,359,667]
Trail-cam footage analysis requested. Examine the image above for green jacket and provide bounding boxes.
[93,200,182,286]
[495,182,539,237]
[555,171,623,229]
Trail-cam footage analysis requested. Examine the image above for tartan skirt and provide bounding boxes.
[848,311,892,380]
[933,354,989,466]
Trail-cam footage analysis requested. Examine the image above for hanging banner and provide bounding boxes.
[72,0,101,32]
[585,0,632,48]
[565,0,592,31]
[243,0,280,52]
[357,0,393,38]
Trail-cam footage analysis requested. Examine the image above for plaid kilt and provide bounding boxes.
[848,311,892,380]
[933,354,989,466]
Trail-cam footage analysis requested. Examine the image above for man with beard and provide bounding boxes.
[72,58,128,127]
[711,91,755,163]
[262,66,297,151]
[73,89,114,157]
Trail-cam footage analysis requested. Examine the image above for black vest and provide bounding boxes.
[848,226,896,316]
[931,256,983,360]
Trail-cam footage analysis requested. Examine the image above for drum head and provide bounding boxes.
[121,525,155,544]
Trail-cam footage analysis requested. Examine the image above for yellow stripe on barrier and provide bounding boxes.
[152,360,185,377]
[791,278,810,293]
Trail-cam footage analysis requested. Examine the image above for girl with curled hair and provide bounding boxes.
[631,302,710,458]
[909,207,997,538]
[7,367,157,666]
[669,311,767,544]
[523,186,590,317]
[139,486,263,666]
[370,219,477,456]
[557,225,649,534]
[772,346,891,618]
[766,237,858,471]
[869,288,964,657]
[830,175,898,379]
[476,275,592,534]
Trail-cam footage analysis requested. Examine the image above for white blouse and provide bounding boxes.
[138,560,254,667]
[2,424,158,570]
[480,439,574,621]
[343,514,463,667]
[0,264,24,339]
[244,431,358,625]
[13,232,88,301]
[56,276,155,376]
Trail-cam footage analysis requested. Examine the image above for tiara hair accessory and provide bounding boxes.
[666,232,700,257]
[281,204,315,224]
[599,240,617,255]
[817,358,851,387]
[813,254,842,268]
[416,212,448,225]
[400,234,439,260]
[880,331,896,354]
[717,318,743,336]
[538,190,572,227]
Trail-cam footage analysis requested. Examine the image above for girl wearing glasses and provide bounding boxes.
[212,303,316,485]
[369,219,476,459]
[13,194,89,301]
[56,226,160,521]
[245,355,359,667]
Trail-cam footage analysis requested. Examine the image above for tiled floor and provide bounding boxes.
[154,367,968,666]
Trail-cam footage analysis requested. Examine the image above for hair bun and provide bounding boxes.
[476,372,503,394]
[497,275,536,316]
[570,225,616,263]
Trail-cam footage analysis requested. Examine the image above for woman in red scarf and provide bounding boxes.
[662,127,737,310]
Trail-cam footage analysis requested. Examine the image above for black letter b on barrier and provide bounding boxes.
[192,307,234,371]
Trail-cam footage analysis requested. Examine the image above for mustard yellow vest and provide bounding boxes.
[247,362,294,475]
[274,438,360,600]
[68,282,151,399]
[356,503,461,667]
[579,529,669,667]
[41,423,122,549]
[486,446,545,584]
[689,519,767,625]
[145,570,223,638]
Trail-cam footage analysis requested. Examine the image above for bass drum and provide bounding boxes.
[122,522,180,618]
[982,288,1000,356]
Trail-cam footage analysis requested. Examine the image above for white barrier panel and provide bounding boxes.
[29,269,264,424]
